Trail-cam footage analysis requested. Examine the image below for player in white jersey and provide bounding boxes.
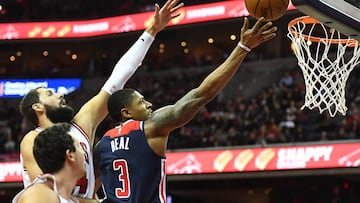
[21,123,95,197]
[18,1,183,202]
[13,123,85,203]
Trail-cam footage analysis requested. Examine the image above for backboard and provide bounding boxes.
[291,0,360,41]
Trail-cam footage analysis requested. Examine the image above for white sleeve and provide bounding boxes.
[102,31,155,94]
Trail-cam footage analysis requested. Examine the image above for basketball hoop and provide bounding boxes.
[287,16,360,117]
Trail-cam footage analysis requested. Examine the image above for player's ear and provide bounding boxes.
[32,103,44,112]
[121,108,132,119]
[66,149,76,162]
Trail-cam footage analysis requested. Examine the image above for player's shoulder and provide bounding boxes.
[103,127,120,138]
[19,184,58,203]
[21,130,39,145]
[104,120,142,137]
[20,130,40,154]
[123,119,142,130]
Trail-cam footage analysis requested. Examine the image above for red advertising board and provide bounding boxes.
[0,161,22,183]
[166,143,360,175]
[0,1,296,40]
[1,142,359,183]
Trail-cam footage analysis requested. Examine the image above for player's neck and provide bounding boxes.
[53,169,79,199]
[38,117,55,129]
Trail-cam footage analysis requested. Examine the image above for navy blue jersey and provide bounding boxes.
[97,120,166,203]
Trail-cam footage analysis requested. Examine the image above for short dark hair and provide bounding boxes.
[19,87,43,126]
[107,88,136,122]
[33,123,75,174]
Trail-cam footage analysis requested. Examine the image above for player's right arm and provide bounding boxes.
[148,17,277,136]
[20,131,43,183]
[145,18,276,156]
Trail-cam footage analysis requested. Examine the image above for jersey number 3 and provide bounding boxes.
[113,159,131,198]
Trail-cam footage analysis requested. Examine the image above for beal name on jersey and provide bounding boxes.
[111,136,130,152]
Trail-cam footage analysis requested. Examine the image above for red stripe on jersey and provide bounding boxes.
[105,120,141,138]
[159,159,166,203]
[71,122,90,142]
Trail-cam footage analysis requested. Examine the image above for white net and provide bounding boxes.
[287,16,360,117]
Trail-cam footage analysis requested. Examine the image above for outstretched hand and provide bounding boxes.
[240,17,277,49]
[147,0,184,35]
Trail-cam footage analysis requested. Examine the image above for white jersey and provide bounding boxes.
[21,122,95,199]
[13,174,79,203]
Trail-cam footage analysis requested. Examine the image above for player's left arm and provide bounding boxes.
[73,0,184,145]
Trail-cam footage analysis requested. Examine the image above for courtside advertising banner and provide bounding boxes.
[167,143,360,174]
[1,142,359,182]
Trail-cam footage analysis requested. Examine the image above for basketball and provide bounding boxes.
[245,0,290,21]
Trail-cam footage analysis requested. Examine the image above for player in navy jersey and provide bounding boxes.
[96,17,278,203]
[18,1,183,202]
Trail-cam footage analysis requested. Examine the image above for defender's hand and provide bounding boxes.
[146,0,184,35]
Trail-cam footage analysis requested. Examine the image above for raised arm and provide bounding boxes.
[149,17,277,136]
[73,0,184,145]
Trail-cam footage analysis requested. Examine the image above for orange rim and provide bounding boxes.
[288,16,360,46]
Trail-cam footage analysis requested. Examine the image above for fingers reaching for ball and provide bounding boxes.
[239,17,277,49]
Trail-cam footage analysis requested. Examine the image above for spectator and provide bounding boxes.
[4,133,16,153]
[278,71,294,88]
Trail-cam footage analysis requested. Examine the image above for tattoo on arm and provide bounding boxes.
[152,89,206,131]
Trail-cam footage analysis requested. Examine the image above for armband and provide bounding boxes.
[237,41,251,52]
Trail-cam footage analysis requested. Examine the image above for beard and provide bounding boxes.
[44,104,74,123]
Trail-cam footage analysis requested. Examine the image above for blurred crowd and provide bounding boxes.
[108,66,360,150]
[1,57,360,160]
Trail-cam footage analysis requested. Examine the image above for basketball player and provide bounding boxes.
[96,17,277,203]
[13,123,86,203]
[18,1,183,202]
